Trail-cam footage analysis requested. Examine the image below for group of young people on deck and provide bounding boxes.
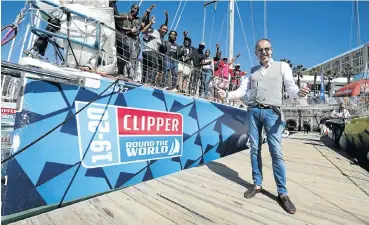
[110,2,247,101]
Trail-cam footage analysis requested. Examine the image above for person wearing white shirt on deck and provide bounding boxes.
[217,39,310,214]
[331,103,351,121]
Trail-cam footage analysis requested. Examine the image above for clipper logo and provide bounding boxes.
[1,107,16,122]
[75,101,183,168]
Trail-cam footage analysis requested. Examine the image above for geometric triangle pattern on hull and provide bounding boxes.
[2,78,249,216]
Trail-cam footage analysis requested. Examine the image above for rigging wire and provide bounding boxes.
[264,0,267,38]
[249,1,257,46]
[1,4,27,46]
[174,0,187,31]
[2,22,26,60]
[365,1,367,44]
[350,1,354,50]
[202,5,206,42]
[355,0,361,47]
[226,2,229,57]
[58,81,118,208]
[217,13,226,45]
[208,7,216,48]
[170,0,183,31]
[235,0,253,67]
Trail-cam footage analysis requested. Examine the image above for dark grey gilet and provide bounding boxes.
[249,61,283,107]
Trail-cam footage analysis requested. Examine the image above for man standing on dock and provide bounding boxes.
[330,103,351,147]
[217,39,310,214]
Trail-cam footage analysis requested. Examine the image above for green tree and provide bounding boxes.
[341,65,358,84]
[325,70,338,97]
[292,64,306,88]
[308,66,321,97]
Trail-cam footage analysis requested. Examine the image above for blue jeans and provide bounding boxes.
[248,107,287,195]
[202,69,213,97]
[164,58,178,89]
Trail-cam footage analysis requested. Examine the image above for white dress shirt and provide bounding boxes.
[142,29,162,52]
[331,109,351,119]
[227,59,300,102]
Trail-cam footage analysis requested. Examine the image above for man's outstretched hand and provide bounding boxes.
[298,85,310,97]
[216,86,227,99]
[149,4,156,10]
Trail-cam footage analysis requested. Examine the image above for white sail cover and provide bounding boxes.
[33,0,117,75]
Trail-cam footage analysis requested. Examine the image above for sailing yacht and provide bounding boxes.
[1,0,250,219]
[2,0,368,222]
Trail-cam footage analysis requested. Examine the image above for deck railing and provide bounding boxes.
[3,1,368,111]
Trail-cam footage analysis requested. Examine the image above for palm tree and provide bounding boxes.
[341,65,358,84]
[324,69,332,97]
[280,58,293,68]
[325,70,338,97]
[289,63,306,132]
[308,66,321,97]
[292,64,306,88]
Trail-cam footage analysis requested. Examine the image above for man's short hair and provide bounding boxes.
[169,30,177,36]
[160,24,167,29]
[255,38,271,49]
[184,37,191,44]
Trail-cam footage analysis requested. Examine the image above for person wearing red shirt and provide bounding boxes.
[229,64,247,91]
[213,53,241,103]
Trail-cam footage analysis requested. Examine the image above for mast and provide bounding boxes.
[202,6,206,42]
[228,0,234,63]
[203,1,217,43]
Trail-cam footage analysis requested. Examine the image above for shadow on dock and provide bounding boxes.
[319,136,357,161]
[205,161,279,202]
[298,135,357,165]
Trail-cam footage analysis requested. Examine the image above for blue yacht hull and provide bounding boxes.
[2,75,249,217]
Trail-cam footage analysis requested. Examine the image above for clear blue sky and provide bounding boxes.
[1,0,369,73]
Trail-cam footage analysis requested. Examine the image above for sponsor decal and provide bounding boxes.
[1,107,16,124]
[75,101,183,168]
[1,108,16,114]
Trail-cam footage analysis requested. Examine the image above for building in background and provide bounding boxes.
[299,42,369,97]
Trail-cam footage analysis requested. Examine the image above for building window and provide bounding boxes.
[353,58,364,67]
[342,61,350,68]
[333,60,339,67]
[342,56,350,63]
[353,50,363,59]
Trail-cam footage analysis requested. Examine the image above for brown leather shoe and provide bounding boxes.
[278,194,296,214]
[244,185,262,199]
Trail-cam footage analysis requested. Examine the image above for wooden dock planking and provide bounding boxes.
[8,133,369,225]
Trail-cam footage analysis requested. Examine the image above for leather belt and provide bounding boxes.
[251,103,271,109]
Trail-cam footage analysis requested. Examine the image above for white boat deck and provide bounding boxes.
[9,133,369,225]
